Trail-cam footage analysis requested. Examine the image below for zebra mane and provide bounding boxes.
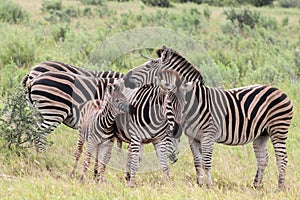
[156,46,205,86]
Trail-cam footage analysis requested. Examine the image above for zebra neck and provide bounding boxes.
[166,57,204,85]
[96,103,117,132]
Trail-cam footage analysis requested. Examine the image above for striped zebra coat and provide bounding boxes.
[70,79,130,183]
[21,61,123,87]
[121,46,293,189]
[183,83,293,188]
[26,71,116,150]
[114,73,193,187]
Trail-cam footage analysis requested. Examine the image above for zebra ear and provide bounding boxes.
[157,46,171,63]
[181,81,194,92]
[156,45,167,57]
[106,84,115,96]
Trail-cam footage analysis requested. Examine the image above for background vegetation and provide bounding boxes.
[0,0,299,199]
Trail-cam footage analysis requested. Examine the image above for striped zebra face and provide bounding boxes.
[108,80,130,114]
[164,82,194,138]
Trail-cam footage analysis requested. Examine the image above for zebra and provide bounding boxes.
[121,46,294,189]
[21,60,124,87]
[26,71,117,151]
[182,83,293,189]
[115,70,194,187]
[70,79,130,183]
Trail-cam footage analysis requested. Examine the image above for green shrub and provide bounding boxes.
[246,0,273,6]
[41,0,62,12]
[51,23,70,42]
[259,15,278,30]
[141,0,171,7]
[0,31,35,68]
[0,87,50,153]
[0,64,27,92]
[0,0,29,24]
[224,8,260,29]
[80,0,104,5]
[176,0,202,4]
[279,0,300,8]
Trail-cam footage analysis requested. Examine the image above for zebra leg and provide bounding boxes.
[94,144,100,179]
[95,139,114,184]
[270,132,288,189]
[128,140,142,188]
[252,134,269,188]
[125,144,132,183]
[70,136,84,178]
[201,134,215,188]
[188,137,204,187]
[80,140,95,182]
[153,140,170,182]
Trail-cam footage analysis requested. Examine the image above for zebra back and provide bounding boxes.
[21,61,124,87]
[27,71,117,131]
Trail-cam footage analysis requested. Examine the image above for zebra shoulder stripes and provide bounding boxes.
[70,79,130,183]
[21,61,124,87]
[26,71,116,151]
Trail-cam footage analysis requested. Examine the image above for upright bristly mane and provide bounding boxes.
[156,45,205,86]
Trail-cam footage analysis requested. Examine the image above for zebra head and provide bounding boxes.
[123,45,204,89]
[158,70,195,158]
[105,79,130,115]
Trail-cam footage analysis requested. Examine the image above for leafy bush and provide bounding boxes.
[51,23,70,42]
[246,0,273,6]
[174,0,202,4]
[0,30,35,68]
[80,0,104,5]
[41,0,62,12]
[0,0,29,24]
[0,87,49,153]
[0,64,27,92]
[141,0,171,7]
[279,0,300,8]
[224,8,260,29]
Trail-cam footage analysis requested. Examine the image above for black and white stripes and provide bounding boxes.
[122,45,294,189]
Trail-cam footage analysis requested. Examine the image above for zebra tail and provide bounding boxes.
[20,74,29,88]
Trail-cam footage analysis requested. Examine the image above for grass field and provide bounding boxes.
[0,0,300,199]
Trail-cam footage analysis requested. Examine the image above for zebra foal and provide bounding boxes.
[70,79,130,183]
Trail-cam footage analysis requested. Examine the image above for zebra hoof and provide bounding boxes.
[196,177,204,187]
[128,181,135,188]
[125,172,130,182]
[69,172,75,179]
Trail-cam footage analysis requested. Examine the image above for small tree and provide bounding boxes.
[0,87,50,153]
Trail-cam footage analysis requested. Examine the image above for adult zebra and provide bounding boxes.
[121,46,293,189]
[115,71,194,187]
[26,71,117,151]
[21,61,124,87]
[183,83,293,189]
